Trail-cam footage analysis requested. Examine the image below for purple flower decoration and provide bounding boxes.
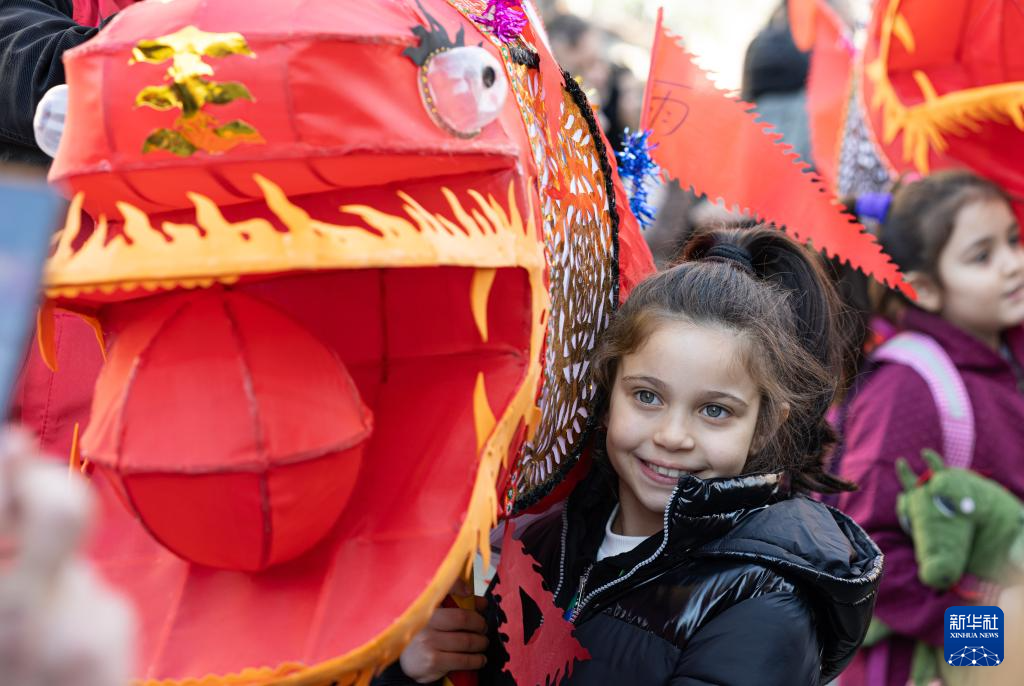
[472,0,528,43]
[854,192,893,224]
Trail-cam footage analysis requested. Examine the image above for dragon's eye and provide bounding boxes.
[933,494,958,518]
[420,46,507,138]
[898,510,912,535]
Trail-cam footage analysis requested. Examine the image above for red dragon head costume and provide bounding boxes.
[38,0,654,683]
[798,0,1024,202]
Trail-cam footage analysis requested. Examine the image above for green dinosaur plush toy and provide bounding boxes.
[863,449,1024,686]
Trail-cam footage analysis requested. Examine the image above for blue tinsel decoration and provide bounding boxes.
[616,128,661,230]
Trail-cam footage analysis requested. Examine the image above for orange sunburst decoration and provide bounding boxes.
[860,0,1024,199]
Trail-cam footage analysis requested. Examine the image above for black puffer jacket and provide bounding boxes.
[376,467,882,686]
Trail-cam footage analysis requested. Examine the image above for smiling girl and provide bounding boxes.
[378,226,882,686]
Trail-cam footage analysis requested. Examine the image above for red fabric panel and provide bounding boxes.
[806,1,852,191]
[266,448,362,565]
[886,0,969,71]
[86,295,194,464]
[87,290,372,570]
[91,290,373,471]
[124,471,265,570]
[384,267,481,360]
[227,292,371,462]
[11,313,103,459]
[148,549,334,676]
[54,0,522,218]
[93,351,518,677]
[300,353,484,660]
[111,294,258,472]
[120,447,362,571]
[482,268,535,351]
[239,270,385,408]
[861,0,1024,197]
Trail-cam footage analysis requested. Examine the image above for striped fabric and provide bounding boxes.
[872,332,975,469]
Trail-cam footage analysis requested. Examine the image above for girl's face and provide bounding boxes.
[605,319,761,536]
[929,198,1024,348]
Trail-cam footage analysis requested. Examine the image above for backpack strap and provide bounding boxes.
[870,332,975,469]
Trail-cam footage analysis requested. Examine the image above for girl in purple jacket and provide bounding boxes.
[837,170,1024,685]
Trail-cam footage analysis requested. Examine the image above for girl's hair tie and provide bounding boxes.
[704,243,754,273]
[854,193,893,224]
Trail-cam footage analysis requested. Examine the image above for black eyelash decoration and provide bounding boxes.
[508,45,539,68]
[403,0,466,66]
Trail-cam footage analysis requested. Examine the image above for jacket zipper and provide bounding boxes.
[552,504,571,602]
[568,481,683,624]
[566,563,594,621]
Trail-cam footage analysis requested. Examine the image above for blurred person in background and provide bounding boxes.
[546,14,611,108]
[0,0,136,165]
[0,428,135,686]
[834,171,1024,686]
[603,63,643,154]
[740,0,811,166]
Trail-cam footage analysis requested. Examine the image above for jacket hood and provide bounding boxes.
[693,481,883,681]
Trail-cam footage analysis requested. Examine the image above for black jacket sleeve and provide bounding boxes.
[0,0,103,149]
[370,661,444,686]
[671,592,821,686]
[370,662,418,685]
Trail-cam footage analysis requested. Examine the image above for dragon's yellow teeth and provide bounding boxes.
[470,268,497,343]
[473,372,497,453]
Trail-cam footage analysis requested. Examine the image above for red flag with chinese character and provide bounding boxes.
[641,9,911,297]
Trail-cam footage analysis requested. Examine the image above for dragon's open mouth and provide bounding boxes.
[46,170,547,683]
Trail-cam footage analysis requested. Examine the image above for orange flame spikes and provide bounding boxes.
[467,189,508,234]
[45,178,544,298]
[398,191,463,237]
[442,187,486,236]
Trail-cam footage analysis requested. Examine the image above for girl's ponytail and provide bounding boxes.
[684,227,845,380]
[684,226,856,494]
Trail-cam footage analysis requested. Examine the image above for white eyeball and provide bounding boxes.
[420,46,508,138]
[960,497,976,514]
[33,84,69,158]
